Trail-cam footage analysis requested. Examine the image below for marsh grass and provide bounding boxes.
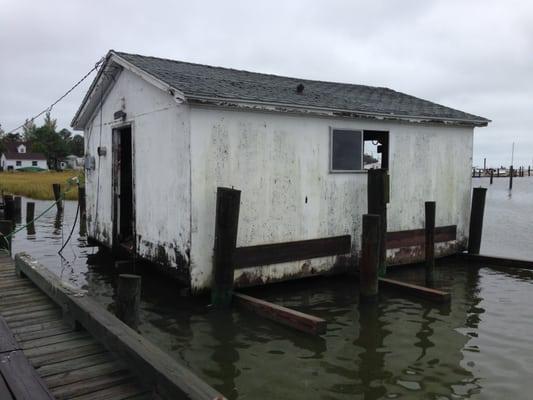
[0,171,82,200]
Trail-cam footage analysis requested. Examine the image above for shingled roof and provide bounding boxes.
[72,51,490,128]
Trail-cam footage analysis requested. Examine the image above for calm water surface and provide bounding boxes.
[9,177,533,399]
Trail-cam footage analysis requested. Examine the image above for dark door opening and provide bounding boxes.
[113,126,134,249]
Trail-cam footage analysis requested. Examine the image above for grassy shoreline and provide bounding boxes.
[0,171,82,200]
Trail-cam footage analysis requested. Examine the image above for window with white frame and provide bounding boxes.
[330,129,363,172]
[32,161,38,166]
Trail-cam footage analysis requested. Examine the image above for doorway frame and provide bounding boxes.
[111,122,136,250]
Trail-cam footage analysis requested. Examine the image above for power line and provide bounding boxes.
[5,57,105,135]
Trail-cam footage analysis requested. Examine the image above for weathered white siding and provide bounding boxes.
[84,69,191,278]
[189,107,473,291]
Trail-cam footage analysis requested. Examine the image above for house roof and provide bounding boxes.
[72,50,490,128]
[2,142,47,160]
[3,152,47,161]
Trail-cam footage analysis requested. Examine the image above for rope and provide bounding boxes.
[0,177,79,255]
[58,199,80,255]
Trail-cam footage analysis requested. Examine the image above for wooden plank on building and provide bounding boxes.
[386,225,457,249]
[234,235,351,269]
[233,292,327,335]
[379,278,451,303]
[0,350,55,399]
[457,253,533,269]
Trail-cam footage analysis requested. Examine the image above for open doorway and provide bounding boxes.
[363,130,389,170]
[112,125,134,250]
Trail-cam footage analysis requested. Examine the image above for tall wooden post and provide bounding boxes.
[26,202,35,235]
[529,166,531,177]
[116,274,141,330]
[52,183,63,213]
[468,187,487,254]
[425,201,436,287]
[78,186,87,236]
[360,214,380,300]
[13,196,21,221]
[490,170,493,184]
[367,169,389,276]
[211,187,241,308]
[509,166,513,190]
[0,220,12,254]
[3,195,14,221]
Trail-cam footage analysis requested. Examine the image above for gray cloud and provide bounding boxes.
[1,0,532,166]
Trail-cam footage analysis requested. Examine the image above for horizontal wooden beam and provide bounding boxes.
[233,292,327,335]
[14,253,226,400]
[378,277,451,303]
[386,225,456,249]
[457,253,533,269]
[234,235,351,269]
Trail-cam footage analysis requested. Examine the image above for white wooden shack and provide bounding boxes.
[72,51,489,292]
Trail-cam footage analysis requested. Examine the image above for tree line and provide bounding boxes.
[0,112,83,169]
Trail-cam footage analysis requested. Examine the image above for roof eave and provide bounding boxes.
[71,51,187,130]
[186,95,490,127]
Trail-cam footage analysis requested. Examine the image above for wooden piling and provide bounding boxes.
[360,214,380,300]
[529,166,531,177]
[13,196,21,218]
[78,186,87,236]
[509,166,513,190]
[25,202,35,224]
[3,195,14,221]
[211,187,241,308]
[0,220,12,254]
[467,187,487,254]
[116,274,141,329]
[425,201,436,287]
[490,170,493,184]
[26,202,36,235]
[367,169,389,276]
[52,183,63,213]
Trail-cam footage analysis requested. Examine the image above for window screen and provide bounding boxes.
[331,129,362,171]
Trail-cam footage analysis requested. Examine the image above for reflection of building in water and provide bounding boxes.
[377,264,483,398]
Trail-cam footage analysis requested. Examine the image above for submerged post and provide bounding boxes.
[490,170,493,184]
[26,202,35,235]
[211,187,241,308]
[467,187,487,254]
[3,195,14,221]
[0,220,12,254]
[116,274,141,330]
[52,183,63,213]
[425,201,436,287]
[367,169,389,276]
[360,214,380,300]
[78,186,87,236]
[509,166,513,190]
[529,166,531,177]
[13,196,21,220]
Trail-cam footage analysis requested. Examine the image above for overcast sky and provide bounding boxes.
[1,0,532,167]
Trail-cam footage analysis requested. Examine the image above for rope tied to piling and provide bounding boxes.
[0,176,81,255]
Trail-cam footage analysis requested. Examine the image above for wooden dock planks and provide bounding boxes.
[0,254,149,400]
[14,252,226,400]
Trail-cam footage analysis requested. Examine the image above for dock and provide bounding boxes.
[0,253,225,400]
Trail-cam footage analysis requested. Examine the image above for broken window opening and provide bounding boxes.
[363,130,389,170]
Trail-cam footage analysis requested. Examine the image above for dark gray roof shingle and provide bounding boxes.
[114,51,489,125]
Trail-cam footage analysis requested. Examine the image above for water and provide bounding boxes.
[8,178,533,399]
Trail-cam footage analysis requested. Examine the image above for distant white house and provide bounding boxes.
[0,143,48,171]
[60,154,84,170]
